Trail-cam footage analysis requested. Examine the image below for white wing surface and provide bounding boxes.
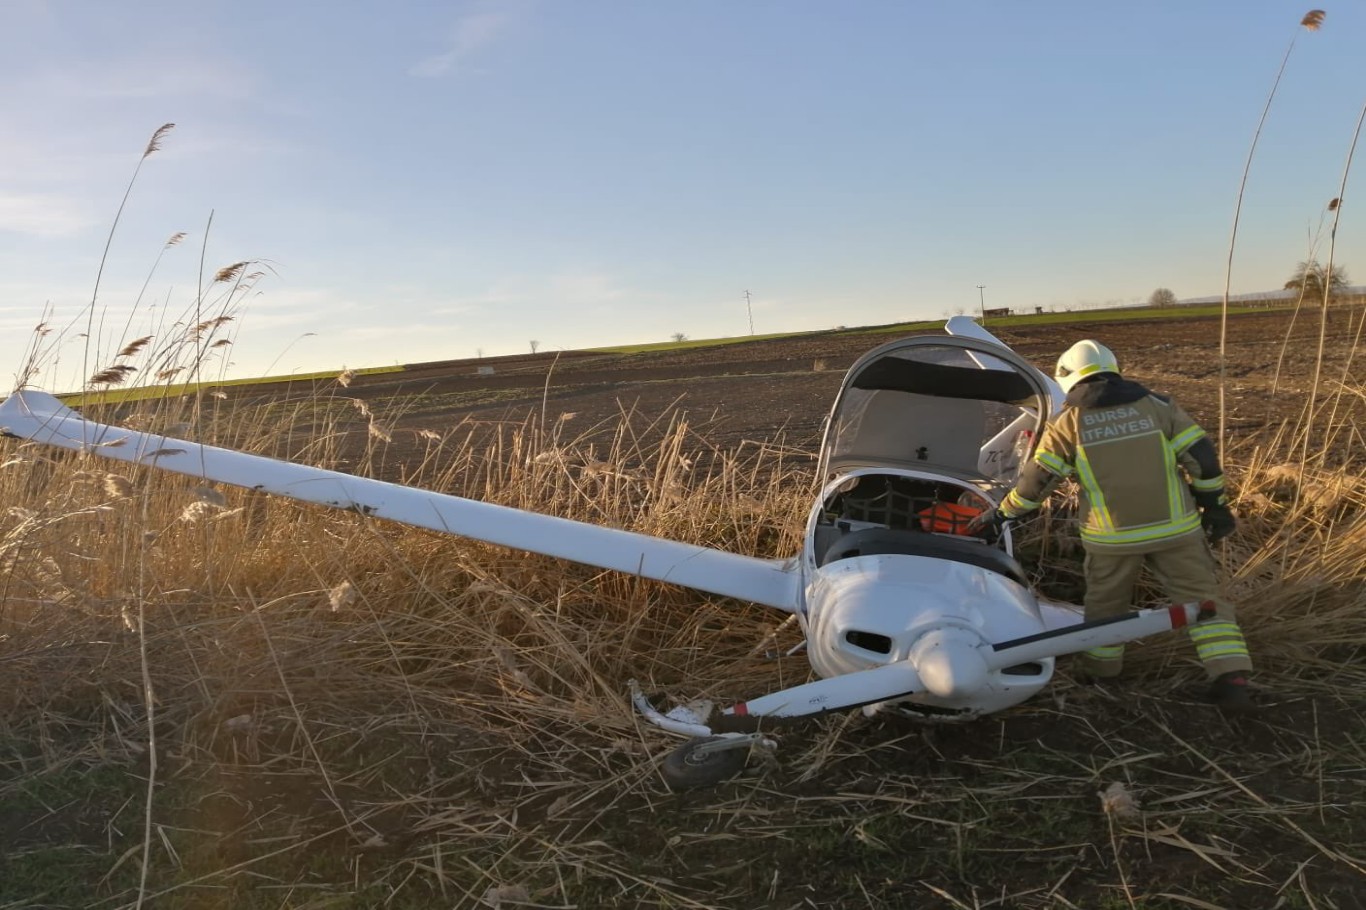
[0,390,801,611]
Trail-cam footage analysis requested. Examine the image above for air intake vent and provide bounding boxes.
[1000,662,1046,676]
[845,630,892,654]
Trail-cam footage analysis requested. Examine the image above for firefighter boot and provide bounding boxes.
[1209,671,1257,714]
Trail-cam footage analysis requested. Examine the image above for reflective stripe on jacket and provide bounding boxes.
[1000,375,1226,552]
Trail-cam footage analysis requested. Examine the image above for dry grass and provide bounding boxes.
[1,332,1364,907]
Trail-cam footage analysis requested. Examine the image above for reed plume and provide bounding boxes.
[1218,9,1324,449]
[82,123,176,393]
[118,336,153,358]
[89,364,138,385]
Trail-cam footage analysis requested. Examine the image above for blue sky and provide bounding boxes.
[2,2,1362,388]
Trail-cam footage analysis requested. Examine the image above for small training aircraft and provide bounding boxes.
[0,317,1209,788]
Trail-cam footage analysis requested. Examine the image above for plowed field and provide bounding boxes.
[242,306,1364,473]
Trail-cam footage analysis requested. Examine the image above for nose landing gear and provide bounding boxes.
[660,734,765,790]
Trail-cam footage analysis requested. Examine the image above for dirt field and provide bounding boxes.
[218,306,1366,489]
[237,306,1363,476]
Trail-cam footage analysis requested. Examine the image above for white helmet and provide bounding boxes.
[1054,340,1119,393]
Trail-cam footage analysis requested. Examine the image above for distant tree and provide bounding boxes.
[529,340,540,353]
[475,347,484,359]
[671,332,688,343]
[1285,260,1350,300]
[1149,287,1178,308]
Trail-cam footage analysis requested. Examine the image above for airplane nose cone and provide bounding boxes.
[908,628,989,698]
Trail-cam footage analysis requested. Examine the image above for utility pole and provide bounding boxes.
[977,284,987,323]
[744,290,755,335]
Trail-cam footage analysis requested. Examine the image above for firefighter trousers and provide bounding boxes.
[1077,533,1253,680]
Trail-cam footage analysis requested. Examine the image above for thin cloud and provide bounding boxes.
[0,193,97,238]
[428,272,636,317]
[332,321,458,341]
[0,138,124,184]
[27,54,257,102]
[552,271,634,306]
[410,11,511,78]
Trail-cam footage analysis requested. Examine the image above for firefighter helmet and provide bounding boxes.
[1054,340,1119,393]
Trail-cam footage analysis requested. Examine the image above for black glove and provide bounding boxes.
[1192,488,1228,510]
[1201,505,1236,543]
[965,509,1008,542]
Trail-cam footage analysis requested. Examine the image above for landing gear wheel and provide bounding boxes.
[660,736,749,790]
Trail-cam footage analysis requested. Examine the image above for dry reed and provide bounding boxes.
[1218,9,1325,450]
[1,339,1363,906]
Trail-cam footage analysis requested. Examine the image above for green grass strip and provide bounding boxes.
[59,365,404,406]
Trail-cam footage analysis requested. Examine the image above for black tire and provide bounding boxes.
[660,737,749,791]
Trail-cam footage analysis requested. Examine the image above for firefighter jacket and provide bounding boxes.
[999,374,1228,552]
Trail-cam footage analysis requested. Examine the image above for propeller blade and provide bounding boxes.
[988,602,1209,668]
[718,661,923,726]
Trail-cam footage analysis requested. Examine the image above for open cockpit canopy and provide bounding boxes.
[817,334,1054,486]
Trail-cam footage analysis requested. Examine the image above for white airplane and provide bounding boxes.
[0,317,1210,788]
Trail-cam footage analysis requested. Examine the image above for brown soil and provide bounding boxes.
[236,307,1364,472]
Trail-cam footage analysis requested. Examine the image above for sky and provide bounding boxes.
[2,2,1364,389]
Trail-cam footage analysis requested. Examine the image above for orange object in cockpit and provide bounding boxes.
[918,502,984,535]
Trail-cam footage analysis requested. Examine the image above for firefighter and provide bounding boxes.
[970,339,1256,712]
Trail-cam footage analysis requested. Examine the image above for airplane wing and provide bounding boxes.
[0,390,802,612]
